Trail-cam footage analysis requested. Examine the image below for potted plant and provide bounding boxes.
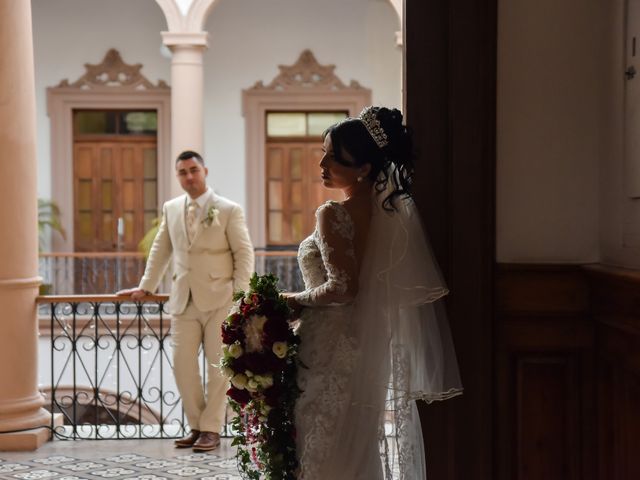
[38,199,66,295]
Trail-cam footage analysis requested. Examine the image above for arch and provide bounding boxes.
[155,0,220,33]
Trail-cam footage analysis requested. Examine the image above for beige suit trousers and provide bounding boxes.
[171,300,228,432]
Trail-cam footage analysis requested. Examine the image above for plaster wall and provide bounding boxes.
[497,0,606,263]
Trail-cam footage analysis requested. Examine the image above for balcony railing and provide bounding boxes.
[39,250,304,295]
[36,251,304,440]
[38,295,193,439]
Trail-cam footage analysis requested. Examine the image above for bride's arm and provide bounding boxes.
[294,203,359,307]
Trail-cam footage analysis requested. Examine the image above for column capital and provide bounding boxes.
[161,31,208,49]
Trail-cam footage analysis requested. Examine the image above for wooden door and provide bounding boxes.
[73,140,157,252]
[266,142,341,246]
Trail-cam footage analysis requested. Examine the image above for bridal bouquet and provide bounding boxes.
[220,273,300,480]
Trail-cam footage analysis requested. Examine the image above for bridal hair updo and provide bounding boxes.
[323,106,414,211]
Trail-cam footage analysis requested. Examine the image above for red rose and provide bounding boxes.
[263,318,289,344]
[221,321,244,345]
[227,387,251,406]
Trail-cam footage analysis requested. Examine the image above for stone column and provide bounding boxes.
[161,32,208,198]
[0,0,53,451]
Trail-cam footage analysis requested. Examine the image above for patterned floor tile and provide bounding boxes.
[165,465,212,477]
[0,464,30,473]
[0,438,241,479]
[59,461,106,472]
[133,460,180,470]
[200,475,242,480]
[122,475,169,480]
[200,473,242,480]
[171,453,214,463]
[103,455,151,464]
[11,470,59,479]
[89,467,138,478]
[32,456,77,466]
[205,458,236,469]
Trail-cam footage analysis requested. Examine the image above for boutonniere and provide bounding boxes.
[202,205,220,228]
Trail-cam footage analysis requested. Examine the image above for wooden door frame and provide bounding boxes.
[47,49,171,252]
[404,0,497,478]
[242,50,371,248]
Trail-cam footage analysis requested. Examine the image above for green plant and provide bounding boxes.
[38,198,66,251]
[138,217,160,259]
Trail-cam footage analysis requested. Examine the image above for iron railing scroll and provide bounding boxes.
[37,294,190,440]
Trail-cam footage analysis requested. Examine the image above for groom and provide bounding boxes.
[118,150,254,451]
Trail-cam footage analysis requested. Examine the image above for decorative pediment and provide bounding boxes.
[54,49,169,91]
[249,50,365,92]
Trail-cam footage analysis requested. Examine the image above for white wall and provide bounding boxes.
[31,0,170,202]
[599,0,640,268]
[201,0,401,205]
[32,0,401,217]
[497,0,606,263]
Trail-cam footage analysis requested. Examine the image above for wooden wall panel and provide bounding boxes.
[587,265,640,480]
[516,356,579,480]
[496,265,595,480]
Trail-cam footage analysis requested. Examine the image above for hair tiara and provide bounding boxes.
[358,106,389,148]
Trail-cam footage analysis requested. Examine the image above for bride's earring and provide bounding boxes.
[357,176,363,183]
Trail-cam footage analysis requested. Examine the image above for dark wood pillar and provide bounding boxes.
[404,0,497,478]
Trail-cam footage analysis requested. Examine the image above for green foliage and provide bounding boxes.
[137,217,160,259]
[38,199,66,251]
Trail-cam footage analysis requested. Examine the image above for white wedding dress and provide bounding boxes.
[293,186,462,479]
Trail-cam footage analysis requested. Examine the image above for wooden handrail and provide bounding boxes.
[39,250,298,258]
[36,294,170,304]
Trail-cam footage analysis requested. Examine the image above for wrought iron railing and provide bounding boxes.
[39,250,304,295]
[38,295,201,440]
[36,250,305,441]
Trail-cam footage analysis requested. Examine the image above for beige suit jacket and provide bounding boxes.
[139,189,254,315]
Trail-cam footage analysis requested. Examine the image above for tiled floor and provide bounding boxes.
[0,438,240,480]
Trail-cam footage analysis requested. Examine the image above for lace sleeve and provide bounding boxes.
[294,202,358,307]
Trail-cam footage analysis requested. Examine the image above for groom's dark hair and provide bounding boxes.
[176,150,205,166]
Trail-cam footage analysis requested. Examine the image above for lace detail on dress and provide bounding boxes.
[294,200,362,479]
[294,202,358,306]
[296,325,359,479]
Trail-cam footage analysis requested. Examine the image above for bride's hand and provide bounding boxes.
[282,293,304,318]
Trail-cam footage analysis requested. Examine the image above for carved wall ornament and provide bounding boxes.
[249,50,365,92]
[55,49,169,91]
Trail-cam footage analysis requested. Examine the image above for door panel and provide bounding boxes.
[266,142,341,246]
[73,141,157,252]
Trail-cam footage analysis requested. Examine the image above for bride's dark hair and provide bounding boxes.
[323,106,414,211]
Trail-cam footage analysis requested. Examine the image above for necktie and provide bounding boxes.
[186,200,199,243]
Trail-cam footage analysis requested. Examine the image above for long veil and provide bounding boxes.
[324,169,463,479]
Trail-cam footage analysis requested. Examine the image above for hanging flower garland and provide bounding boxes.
[220,273,300,480]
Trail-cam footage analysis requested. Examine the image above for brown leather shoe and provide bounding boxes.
[192,431,220,452]
[174,429,200,448]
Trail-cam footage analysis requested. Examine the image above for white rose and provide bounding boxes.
[231,374,248,389]
[255,374,273,388]
[221,366,235,379]
[222,345,229,356]
[272,341,288,359]
[261,405,272,415]
[245,370,254,377]
[247,379,259,392]
[229,343,244,359]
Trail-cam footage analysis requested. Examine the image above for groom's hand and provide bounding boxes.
[116,287,149,300]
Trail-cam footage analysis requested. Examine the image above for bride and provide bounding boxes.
[285,106,463,479]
